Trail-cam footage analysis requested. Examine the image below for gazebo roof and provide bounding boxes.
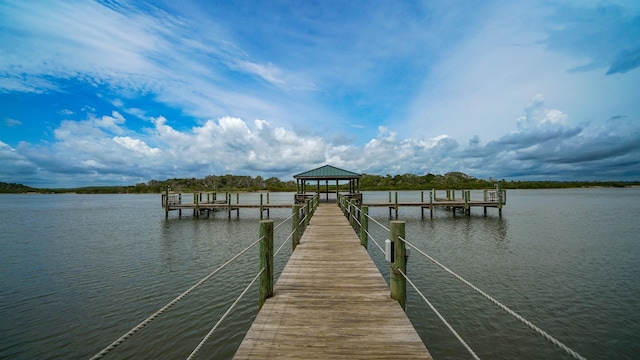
[294,165,361,180]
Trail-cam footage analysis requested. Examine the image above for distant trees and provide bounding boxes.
[0,182,37,193]
[1,174,638,194]
[358,172,495,190]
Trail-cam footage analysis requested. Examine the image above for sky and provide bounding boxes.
[1,0,639,188]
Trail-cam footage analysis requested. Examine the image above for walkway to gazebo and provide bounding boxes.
[293,165,361,205]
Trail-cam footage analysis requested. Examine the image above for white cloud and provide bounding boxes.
[0,1,160,89]
[4,118,22,127]
[112,136,160,155]
[2,97,640,187]
[0,141,38,180]
[233,61,285,85]
[403,1,640,146]
[96,111,126,133]
[516,95,568,130]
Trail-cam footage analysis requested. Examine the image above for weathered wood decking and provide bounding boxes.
[233,203,432,359]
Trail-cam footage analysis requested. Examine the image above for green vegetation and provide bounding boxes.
[1,173,638,194]
[0,182,38,193]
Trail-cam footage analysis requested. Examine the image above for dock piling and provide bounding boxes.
[292,205,300,251]
[360,206,368,249]
[258,220,274,310]
[390,221,407,311]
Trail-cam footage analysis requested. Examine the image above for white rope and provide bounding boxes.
[364,229,385,255]
[186,267,265,360]
[398,236,587,360]
[365,213,390,232]
[90,236,264,359]
[299,212,308,225]
[398,268,481,360]
[274,212,295,231]
[274,229,295,257]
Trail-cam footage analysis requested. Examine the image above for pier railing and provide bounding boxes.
[162,189,293,218]
[338,196,586,360]
[92,195,319,359]
[360,186,506,218]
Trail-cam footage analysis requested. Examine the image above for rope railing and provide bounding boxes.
[90,235,264,359]
[339,197,479,357]
[94,196,320,359]
[397,235,587,360]
[186,267,265,360]
[338,196,586,360]
[272,212,297,257]
[274,212,295,231]
[398,268,481,360]
[187,199,318,357]
[274,228,296,257]
[364,229,385,254]
[366,213,390,232]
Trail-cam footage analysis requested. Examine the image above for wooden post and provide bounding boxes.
[195,193,199,217]
[312,194,318,215]
[292,205,300,251]
[464,190,469,216]
[304,199,311,231]
[430,190,434,219]
[349,200,355,229]
[259,220,274,310]
[395,192,399,219]
[164,186,169,218]
[390,221,407,311]
[260,194,264,219]
[360,206,368,249]
[497,183,503,217]
[266,193,270,218]
[342,196,347,214]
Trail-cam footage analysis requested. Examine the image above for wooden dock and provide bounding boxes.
[233,203,432,359]
[162,192,291,218]
[363,189,506,217]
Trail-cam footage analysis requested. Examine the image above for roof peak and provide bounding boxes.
[294,164,361,179]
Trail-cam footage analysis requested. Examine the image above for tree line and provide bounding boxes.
[1,172,638,194]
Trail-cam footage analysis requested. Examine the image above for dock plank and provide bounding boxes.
[233,203,432,359]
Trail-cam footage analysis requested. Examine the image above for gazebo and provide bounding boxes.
[293,165,362,205]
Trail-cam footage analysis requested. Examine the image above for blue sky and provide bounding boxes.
[1,0,639,187]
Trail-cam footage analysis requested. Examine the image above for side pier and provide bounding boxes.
[365,188,506,217]
[233,203,432,359]
[162,191,291,218]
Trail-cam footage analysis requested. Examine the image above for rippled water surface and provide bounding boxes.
[1,189,638,359]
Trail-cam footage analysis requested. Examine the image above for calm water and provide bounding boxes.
[0,189,638,359]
